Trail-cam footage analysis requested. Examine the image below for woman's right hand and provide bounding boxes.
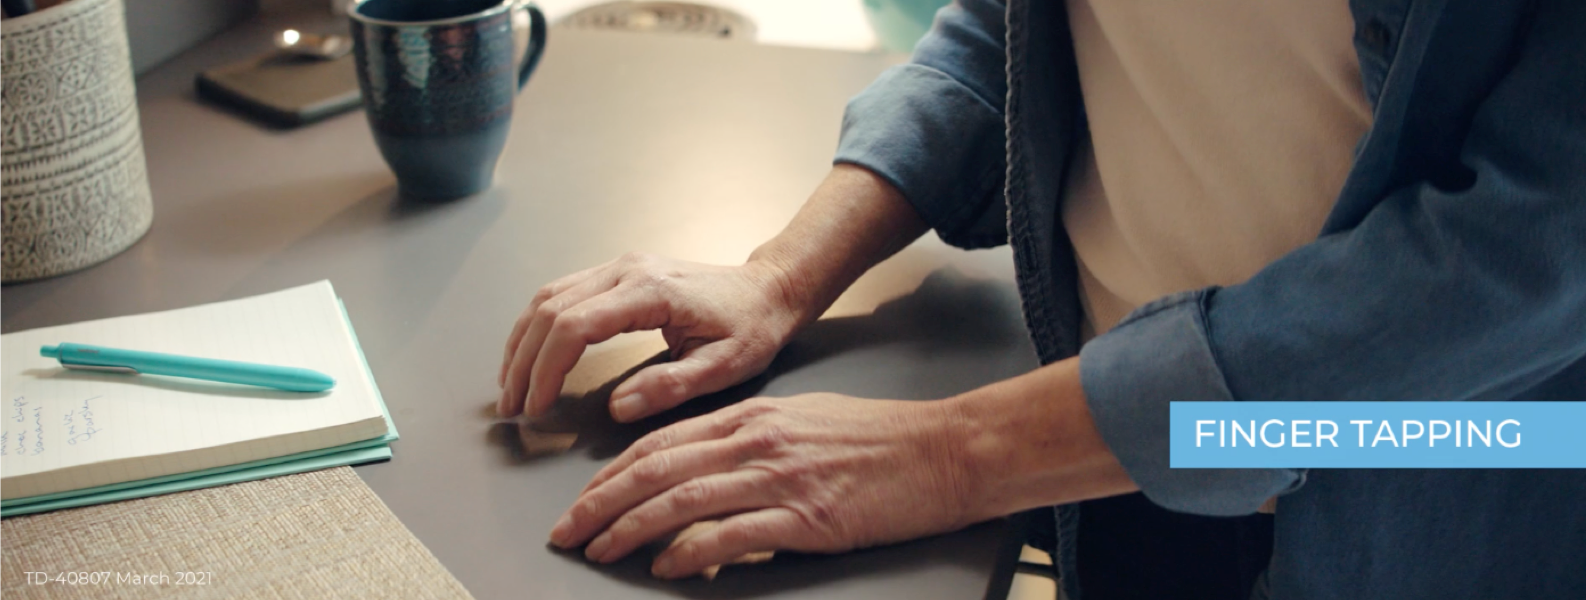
[497,252,810,422]
[499,164,930,422]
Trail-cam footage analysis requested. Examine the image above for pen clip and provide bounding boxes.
[61,364,140,374]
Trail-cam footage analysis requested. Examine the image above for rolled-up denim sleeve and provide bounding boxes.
[833,0,1009,249]
[1079,1,1586,517]
[1080,292,1306,516]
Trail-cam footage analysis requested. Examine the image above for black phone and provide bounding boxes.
[196,52,362,128]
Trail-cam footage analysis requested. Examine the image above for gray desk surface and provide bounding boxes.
[2,6,1040,600]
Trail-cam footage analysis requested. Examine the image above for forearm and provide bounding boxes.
[945,356,1139,522]
[747,163,930,326]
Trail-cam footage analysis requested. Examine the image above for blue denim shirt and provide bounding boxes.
[834,0,1586,598]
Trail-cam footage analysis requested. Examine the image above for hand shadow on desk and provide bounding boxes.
[539,519,1013,600]
[19,368,329,400]
[484,345,765,464]
[487,266,1033,465]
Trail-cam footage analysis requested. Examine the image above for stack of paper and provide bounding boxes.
[0,281,396,517]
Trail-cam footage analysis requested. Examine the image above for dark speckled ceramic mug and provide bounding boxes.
[350,0,547,200]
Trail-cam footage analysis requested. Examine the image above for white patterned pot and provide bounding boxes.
[2,0,153,283]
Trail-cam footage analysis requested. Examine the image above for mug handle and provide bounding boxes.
[514,2,549,90]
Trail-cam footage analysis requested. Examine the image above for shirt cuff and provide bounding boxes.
[1078,289,1305,516]
[833,64,1007,249]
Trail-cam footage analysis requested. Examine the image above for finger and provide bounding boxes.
[500,270,616,412]
[501,288,556,388]
[580,400,762,495]
[652,508,801,579]
[499,274,618,417]
[523,284,672,416]
[552,437,745,548]
[499,264,608,386]
[584,470,775,563]
[607,339,767,423]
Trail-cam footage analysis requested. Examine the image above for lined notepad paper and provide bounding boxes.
[0,282,390,500]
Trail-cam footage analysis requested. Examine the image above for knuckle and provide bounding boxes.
[628,269,670,292]
[614,256,678,290]
[727,518,771,546]
[548,309,587,337]
[736,398,778,419]
[713,518,775,555]
[750,457,807,487]
[531,286,556,306]
[669,480,714,512]
[705,414,741,438]
[700,347,742,378]
[738,345,777,374]
[532,299,563,324]
[793,497,844,535]
[633,429,674,459]
[618,252,666,278]
[650,269,680,290]
[652,365,691,400]
[674,538,705,565]
[630,453,671,485]
[610,512,644,536]
[744,424,791,453]
[573,496,605,524]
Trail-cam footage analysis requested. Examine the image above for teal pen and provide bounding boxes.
[40,343,336,393]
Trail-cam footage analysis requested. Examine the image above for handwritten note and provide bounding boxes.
[0,281,389,500]
[65,396,102,445]
[2,396,106,458]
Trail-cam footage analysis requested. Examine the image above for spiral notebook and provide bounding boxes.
[0,281,397,516]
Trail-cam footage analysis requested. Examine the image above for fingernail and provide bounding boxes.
[549,514,573,546]
[586,532,612,562]
[612,394,645,421]
[653,555,675,578]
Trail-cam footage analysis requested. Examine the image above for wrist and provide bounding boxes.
[921,396,1003,528]
[939,392,1023,524]
[742,247,828,329]
[743,164,929,328]
[941,358,1139,522]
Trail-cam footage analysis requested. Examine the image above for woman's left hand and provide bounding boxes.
[548,393,984,578]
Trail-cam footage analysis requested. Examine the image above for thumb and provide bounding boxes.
[608,340,764,422]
